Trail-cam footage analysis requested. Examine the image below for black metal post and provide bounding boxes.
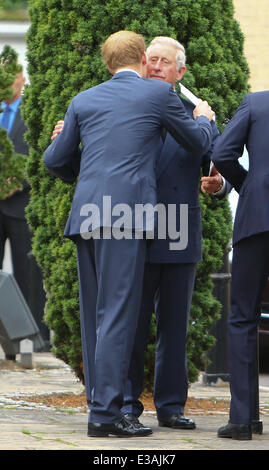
[203,249,231,385]
[252,333,263,434]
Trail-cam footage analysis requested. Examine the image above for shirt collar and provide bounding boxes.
[115,68,141,77]
[2,96,21,113]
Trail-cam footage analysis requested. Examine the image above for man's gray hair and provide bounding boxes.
[146,36,186,70]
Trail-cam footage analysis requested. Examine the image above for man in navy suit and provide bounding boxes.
[121,36,228,430]
[212,91,269,440]
[44,30,214,438]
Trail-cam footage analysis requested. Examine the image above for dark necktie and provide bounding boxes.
[161,126,167,142]
[1,105,11,131]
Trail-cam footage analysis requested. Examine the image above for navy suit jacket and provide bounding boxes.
[147,97,220,264]
[44,72,213,239]
[212,91,269,246]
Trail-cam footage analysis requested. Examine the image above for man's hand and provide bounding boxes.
[193,99,215,121]
[0,177,21,200]
[51,120,64,141]
[200,165,223,194]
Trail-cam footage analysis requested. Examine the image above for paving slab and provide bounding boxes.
[0,348,269,452]
[1,408,269,451]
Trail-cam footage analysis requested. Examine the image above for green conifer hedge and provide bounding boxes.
[22,0,249,385]
[0,46,27,198]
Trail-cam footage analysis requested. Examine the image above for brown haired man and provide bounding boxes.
[101,30,146,73]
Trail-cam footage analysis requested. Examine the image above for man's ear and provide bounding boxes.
[176,66,187,82]
[141,52,147,66]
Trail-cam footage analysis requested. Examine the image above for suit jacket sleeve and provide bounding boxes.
[211,94,250,193]
[201,121,233,199]
[162,87,213,156]
[43,100,81,184]
[201,120,220,176]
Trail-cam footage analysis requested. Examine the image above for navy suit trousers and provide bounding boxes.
[75,234,146,423]
[229,232,269,424]
[122,262,196,418]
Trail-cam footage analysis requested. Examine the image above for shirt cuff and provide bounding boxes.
[212,176,226,196]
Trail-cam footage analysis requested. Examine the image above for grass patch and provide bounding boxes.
[21,428,78,446]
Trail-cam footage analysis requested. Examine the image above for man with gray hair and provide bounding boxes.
[147,36,186,69]
[121,36,226,430]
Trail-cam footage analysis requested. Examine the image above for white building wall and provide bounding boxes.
[0,21,30,83]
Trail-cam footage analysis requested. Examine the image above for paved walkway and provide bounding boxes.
[0,348,269,451]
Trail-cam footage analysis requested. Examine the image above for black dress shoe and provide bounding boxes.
[158,413,196,429]
[87,417,152,437]
[251,420,263,434]
[124,413,152,432]
[218,422,252,440]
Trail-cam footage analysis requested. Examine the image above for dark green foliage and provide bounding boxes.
[23,0,249,385]
[0,46,20,100]
[1,0,28,10]
[0,46,27,198]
